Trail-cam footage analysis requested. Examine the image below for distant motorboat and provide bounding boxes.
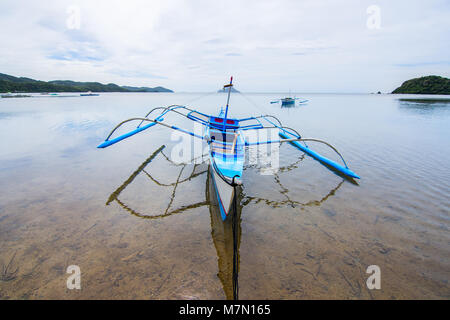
[271,97,308,107]
[1,92,31,98]
[80,91,99,96]
[281,97,296,106]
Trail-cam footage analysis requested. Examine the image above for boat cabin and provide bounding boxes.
[209,116,240,130]
[209,128,240,155]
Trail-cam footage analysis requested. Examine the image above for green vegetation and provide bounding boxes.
[121,85,173,93]
[392,75,450,94]
[0,73,173,93]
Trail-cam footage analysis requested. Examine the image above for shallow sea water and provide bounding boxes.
[0,92,449,299]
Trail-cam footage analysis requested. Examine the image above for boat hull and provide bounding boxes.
[206,116,245,220]
[207,170,242,300]
[210,165,235,220]
[281,98,295,106]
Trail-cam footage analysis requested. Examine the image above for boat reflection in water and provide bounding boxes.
[105,145,241,299]
[105,145,345,299]
[207,170,242,300]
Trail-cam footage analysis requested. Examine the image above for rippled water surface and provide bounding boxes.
[0,92,449,299]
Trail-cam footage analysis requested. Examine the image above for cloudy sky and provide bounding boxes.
[0,0,449,92]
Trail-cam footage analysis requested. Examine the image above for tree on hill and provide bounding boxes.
[392,76,450,94]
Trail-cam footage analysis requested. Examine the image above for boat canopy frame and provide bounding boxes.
[97,104,360,179]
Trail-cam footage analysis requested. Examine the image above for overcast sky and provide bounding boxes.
[0,0,449,92]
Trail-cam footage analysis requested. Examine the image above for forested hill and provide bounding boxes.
[0,73,173,93]
[392,76,450,94]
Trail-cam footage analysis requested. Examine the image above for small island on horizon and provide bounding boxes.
[0,73,173,93]
[218,86,240,93]
[392,75,450,95]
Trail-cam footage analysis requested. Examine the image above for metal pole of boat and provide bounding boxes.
[223,76,233,132]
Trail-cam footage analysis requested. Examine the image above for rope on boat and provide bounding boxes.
[237,93,307,144]
[237,91,271,115]
[183,90,220,105]
[137,105,195,128]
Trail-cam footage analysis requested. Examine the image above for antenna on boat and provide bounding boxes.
[223,76,233,131]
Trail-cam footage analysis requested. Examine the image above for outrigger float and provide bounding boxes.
[98,77,360,221]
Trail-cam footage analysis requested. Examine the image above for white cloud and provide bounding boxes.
[0,0,449,92]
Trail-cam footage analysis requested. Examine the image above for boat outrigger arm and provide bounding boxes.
[97,105,360,179]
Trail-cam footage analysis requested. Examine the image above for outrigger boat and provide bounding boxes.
[98,77,359,220]
[271,97,308,106]
[80,91,100,96]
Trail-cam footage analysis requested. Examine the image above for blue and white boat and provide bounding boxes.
[205,109,245,219]
[98,77,359,220]
[80,91,100,96]
[271,95,308,106]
